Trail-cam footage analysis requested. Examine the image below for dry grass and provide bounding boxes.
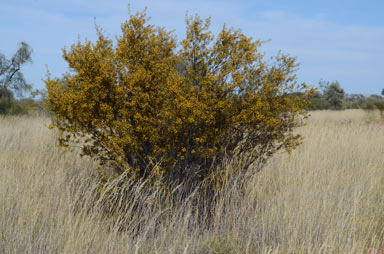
[1,109,384,253]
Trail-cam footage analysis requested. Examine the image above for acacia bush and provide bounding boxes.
[45,11,312,193]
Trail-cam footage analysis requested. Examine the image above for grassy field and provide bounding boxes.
[1,110,384,253]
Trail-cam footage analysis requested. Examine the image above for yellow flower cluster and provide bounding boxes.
[45,11,313,189]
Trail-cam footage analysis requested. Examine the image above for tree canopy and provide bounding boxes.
[0,42,33,97]
[320,80,345,110]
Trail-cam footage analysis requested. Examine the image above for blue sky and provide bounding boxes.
[1,0,383,95]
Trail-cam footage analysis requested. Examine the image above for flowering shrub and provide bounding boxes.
[45,11,313,190]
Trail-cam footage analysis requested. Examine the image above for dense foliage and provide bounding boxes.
[45,11,312,190]
[0,87,13,114]
[0,42,33,97]
[0,86,40,115]
[306,81,384,112]
[321,81,345,110]
[0,42,42,115]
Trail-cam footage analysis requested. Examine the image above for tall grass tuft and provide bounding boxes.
[1,110,384,253]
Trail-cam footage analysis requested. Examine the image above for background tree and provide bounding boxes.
[307,83,384,111]
[0,42,40,115]
[0,42,33,97]
[378,89,384,117]
[45,11,313,195]
[307,90,328,110]
[321,80,345,110]
[0,86,14,114]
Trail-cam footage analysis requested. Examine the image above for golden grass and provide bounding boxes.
[1,110,384,253]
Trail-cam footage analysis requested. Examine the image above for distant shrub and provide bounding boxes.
[0,87,40,115]
[374,102,384,118]
[321,81,345,110]
[45,11,312,195]
[307,98,329,110]
[0,87,14,114]
[12,98,40,115]
[360,99,383,111]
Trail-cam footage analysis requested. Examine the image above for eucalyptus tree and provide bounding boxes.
[0,42,33,97]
